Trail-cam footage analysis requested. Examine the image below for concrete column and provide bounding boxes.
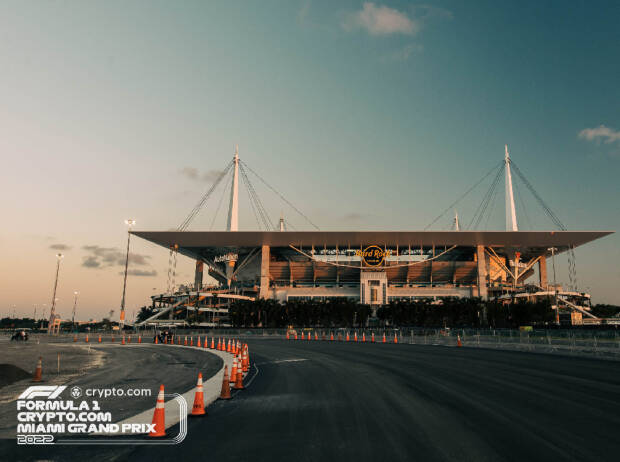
[259,245,270,299]
[476,245,488,300]
[194,260,203,291]
[538,257,548,289]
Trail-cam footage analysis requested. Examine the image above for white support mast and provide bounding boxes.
[227,145,240,232]
[453,210,460,231]
[505,144,518,231]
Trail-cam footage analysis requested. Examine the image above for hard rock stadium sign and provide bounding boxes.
[355,245,392,267]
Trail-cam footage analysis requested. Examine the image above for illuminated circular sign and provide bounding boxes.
[357,245,389,267]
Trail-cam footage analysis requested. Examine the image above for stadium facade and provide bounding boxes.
[133,147,612,326]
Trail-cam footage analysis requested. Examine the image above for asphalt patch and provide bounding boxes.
[0,364,30,388]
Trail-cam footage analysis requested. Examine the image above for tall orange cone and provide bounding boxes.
[85,334,89,343]
[362,332,366,343]
[121,336,126,345]
[191,373,206,416]
[73,335,77,342]
[128,335,132,344]
[354,332,358,342]
[220,366,232,400]
[98,335,102,343]
[457,334,462,347]
[190,337,194,347]
[197,337,201,348]
[204,336,208,348]
[234,356,244,390]
[301,332,305,341]
[346,332,350,342]
[294,332,298,340]
[230,356,238,385]
[164,336,167,344]
[382,333,386,343]
[242,347,249,372]
[371,332,375,343]
[211,337,215,349]
[217,338,221,350]
[393,333,398,344]
[138,335,142,344]
[184,336,188,346]
[32,357,42,382]
[308,331,312,341]
[149,385,166,437]
[111,335,115,342]
[286,332,290,340]
[315,332,318,341]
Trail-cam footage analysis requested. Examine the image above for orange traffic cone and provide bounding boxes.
[315,332,318,341]
[230,356,238,385]
[164,336,168,345]
[138,335,142,344]
[354,332,358,342]
[73,335,77,342]
[294,332,298,340]
[128,335,132,344]
[234,356,244,390]
[211,337,215,349]
[286,332,290,340]
[32,357,42,382]
[394,333,398,344]
[329,332,334,341]
[301,332,305,341]
[111,335,115,342]
[220,366,232,400]
[177,336,181,345]
[362,332,366,343]
[371,332,375,343]
[190,337,194,347]
[184,337,188,346]
[85,334,89,343]
[346,332,350,342]
[457,335,462,347]
[149,385,166,437]
[98,335,102,343]
[217,338,221,350]
[155,335,159,344]
[191,373,206,416]
[242,348,249,372]
[382,333,386,343]
[122,336,126,345]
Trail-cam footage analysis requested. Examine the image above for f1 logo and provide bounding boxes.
[18,386,67,400]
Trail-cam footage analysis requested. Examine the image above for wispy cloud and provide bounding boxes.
[121,269,158,277]
[343,2,418,36]
[578,125,620,145]
[49,243,71,251]
[179,167,224,183]
[81,245,151,269]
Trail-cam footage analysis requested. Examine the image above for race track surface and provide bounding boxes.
[4,339,620,461]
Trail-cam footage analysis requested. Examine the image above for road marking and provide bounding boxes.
[258,358,308,365]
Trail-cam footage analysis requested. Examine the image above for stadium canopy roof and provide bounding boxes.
[132,230,612,260]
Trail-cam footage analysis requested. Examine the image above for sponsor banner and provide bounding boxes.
[16,384,186,446]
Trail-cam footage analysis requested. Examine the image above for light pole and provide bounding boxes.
[549,247,559,325]
[49,253,63,335]
[120,219,136,330]
[72,291,79,331]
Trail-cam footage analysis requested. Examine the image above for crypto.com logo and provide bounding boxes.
[18,386,66,400]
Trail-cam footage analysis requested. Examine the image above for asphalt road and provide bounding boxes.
[4,339,620,461]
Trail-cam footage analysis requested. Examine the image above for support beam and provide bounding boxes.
[194,260,203,291]
[476,245,488,300]
[259,245,270,299]
[538,257,548,289]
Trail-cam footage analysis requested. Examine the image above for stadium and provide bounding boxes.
[133,146,612,327]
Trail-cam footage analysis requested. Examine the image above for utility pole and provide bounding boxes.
[49,253,63,334]
[120,219,136,330]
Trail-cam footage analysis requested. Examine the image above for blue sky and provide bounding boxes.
[1,0,618,318]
